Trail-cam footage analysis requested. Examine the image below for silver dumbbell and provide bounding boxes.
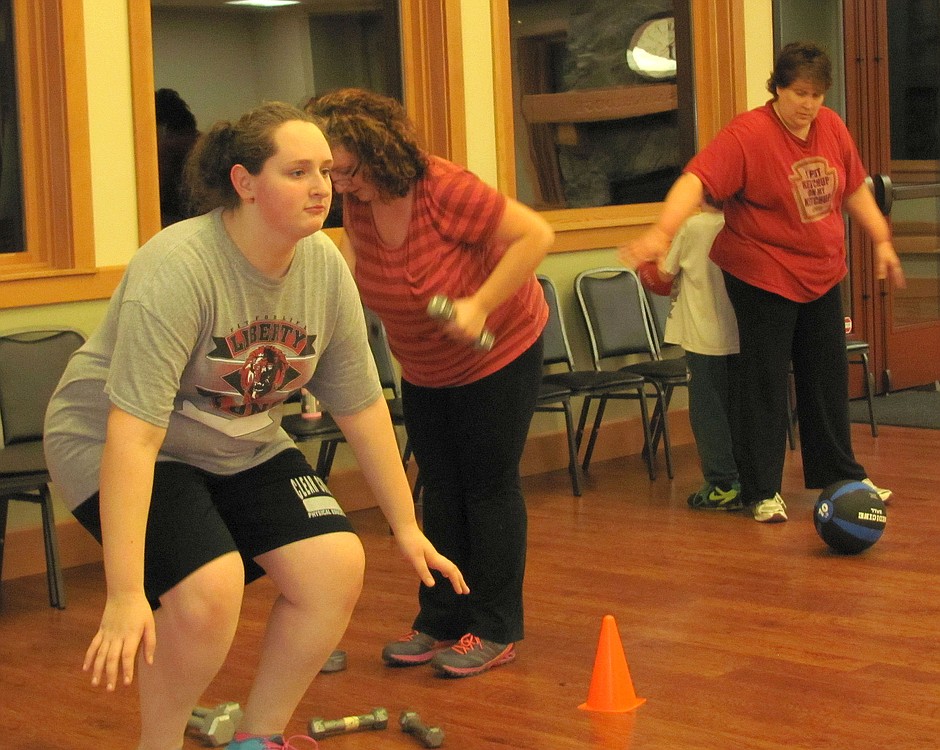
[188,702,242,747]
[400,709,445,748]
[308,707,389,739]
[427,295,495,351]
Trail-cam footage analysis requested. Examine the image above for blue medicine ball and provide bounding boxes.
[814,480,886,554]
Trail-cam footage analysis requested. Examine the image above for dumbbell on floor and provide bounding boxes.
[307,707,389,739]
[400,710,445,748]
[188,702,242,747]
[320,649,347,673]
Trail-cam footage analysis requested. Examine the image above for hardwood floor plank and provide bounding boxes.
[1,424,938,748]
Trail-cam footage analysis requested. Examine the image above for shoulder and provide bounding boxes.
[127,212,220,279]
[424,156,498,200]
[295,231,355,288]
[723,103,777,139]
[814,106,851,136]
[298,230,345,265]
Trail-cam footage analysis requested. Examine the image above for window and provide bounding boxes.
[0,0,95,308]
[131,0,466,245]
[492,0,746,252]
[508,0,696,211]
[0,0,24,255]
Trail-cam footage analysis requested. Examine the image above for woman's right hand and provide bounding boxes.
[83,590,156,691]
[618,226,672,269]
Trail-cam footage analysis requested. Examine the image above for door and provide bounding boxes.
[845,0,940,392]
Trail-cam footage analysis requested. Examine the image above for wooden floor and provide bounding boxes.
[2,424,939,749]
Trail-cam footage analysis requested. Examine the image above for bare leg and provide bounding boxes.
[238,531,365,735]
[137,551,245,750]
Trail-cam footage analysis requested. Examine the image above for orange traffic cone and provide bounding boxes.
[578,615,646,713]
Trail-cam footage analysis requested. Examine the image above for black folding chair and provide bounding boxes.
[0,328,85,609]
[537,275,654,484]
[575,267,688,480]
[281,308,416,494]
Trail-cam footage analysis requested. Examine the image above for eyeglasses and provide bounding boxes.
[331,162,361,184]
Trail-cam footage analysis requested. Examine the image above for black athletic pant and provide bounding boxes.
[723,274,866,504]
[401,337,543,645]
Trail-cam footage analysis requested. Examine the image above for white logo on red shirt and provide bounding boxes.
[789,157,838,223]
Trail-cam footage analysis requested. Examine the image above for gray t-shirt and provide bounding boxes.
[44,209,381,509]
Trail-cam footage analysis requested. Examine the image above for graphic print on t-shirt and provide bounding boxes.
[195,318,316,418]
[789,156,838,223]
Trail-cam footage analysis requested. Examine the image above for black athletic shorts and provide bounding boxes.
[72,448,355,608]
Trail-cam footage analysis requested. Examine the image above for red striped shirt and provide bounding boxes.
[344,156,547,387]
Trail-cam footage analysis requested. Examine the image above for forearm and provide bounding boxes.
[334,397,419,534]
[845,183,892,245]
[98,406,165,597]
[654,173,706,241]
[620,173,705,267]
[471,200,554,316]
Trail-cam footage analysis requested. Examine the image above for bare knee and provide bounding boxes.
[261,532,365,615]
[160,551,244,642]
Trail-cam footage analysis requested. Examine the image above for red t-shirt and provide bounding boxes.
[685,102,868,302]
[343,156,548,387]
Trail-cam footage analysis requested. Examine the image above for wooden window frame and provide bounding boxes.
[0,0,97,309]
[492,0,747,253]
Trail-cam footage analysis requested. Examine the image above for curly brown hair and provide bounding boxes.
[184,101,316,213]
[305,88,427,199]
[766,42,833,98]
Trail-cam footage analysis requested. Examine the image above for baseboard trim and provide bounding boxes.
[2,412,691,581]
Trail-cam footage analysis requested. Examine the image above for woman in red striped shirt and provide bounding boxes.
[308,89,553,677]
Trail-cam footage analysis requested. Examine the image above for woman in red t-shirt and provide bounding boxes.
[623,42,905,523]
[307,89,552,677]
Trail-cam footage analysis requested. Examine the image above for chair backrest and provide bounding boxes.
[362,306,400,397]
[642,288,671,354]
[0,328,85,446]
[574,267,658,369]
[536,274,575,371]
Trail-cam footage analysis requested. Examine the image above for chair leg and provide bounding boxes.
[642,384,671,458]
[657,386,675,480]
[574,396,593,452]
[315,440,339,482]
[38,487,66,609]
[561,399,583,496]
[858,351,878,437]
[0,496,9,598]
[636,388,656,481]
[581,397,608,473]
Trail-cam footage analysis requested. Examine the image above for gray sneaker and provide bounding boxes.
[752,493,788,523]
[382,630,457,666]
[430,633,516,677]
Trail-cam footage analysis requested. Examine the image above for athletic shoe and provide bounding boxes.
[862,477,892,504]
[430,633,516,677]
[687,481,743,511]
[752,493,788,523]
[227,734,318,749]
[381,629,458,666]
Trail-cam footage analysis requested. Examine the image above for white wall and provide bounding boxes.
[743,2,774,110]
[152,8,314,129]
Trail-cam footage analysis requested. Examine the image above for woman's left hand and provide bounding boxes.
[392,524,470,594]
[875,240,906,289]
